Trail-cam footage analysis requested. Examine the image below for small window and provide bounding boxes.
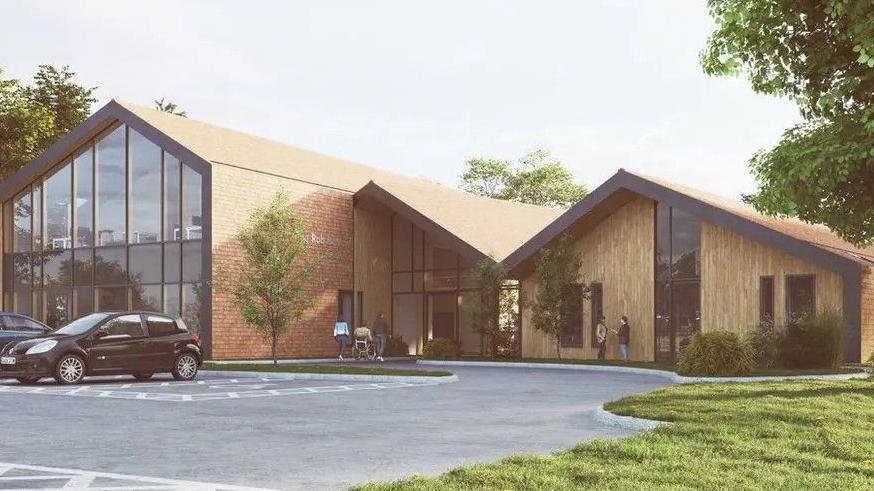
[104,314,144,338]
[146,315,181,337]
[590,282,603,347]
[560,283,585,347]
[786,274,816,325]
[759,276,774,325]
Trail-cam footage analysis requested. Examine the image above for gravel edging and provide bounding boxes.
[199,369,459,385]
[416,359,869,383]
[592,406,668,431]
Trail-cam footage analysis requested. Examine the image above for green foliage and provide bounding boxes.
[385,335,411,357]
[744,319,784,369]
[701,0,874,246]
[154,98,187,117]
[459,148,588,208]
[422,338,460,360]
[467,257,518,357]
[227,192,315,364]
[0,65,96,179]
[528,233,586,359]
[677,330,755,376]
[780,310,845,369]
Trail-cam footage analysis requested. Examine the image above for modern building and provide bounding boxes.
[504,169,874,363]
[0,100,560,359]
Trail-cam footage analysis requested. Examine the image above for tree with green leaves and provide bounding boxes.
[468,256,519,357]
[460,148,588,208]
[229,192,315,364]
[702,0,874,246]
[154,98,187,117]
[0,65,96,179]
[528,233,586,359]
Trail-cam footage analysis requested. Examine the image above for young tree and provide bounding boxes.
[701,0,874,246]
[154,98,187,117]
[0,65,96,179]
[468,256,519,357]
[460,148,588,208]
[229,192,315,364]
[528,233,586,359]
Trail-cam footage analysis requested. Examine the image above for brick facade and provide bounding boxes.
[210,164,354,360]
[861,268,874,363]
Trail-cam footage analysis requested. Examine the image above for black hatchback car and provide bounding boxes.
[0,313,52,351]
[0,312,202,385]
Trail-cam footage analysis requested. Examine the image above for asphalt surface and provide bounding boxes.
[0,362,669,490]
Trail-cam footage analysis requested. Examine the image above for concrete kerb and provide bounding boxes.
[207,357,414,365]
[591,406,668,431]
[199,370,459,385]
[416,359,870,383]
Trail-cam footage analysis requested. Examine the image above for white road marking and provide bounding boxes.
[0,462,277,490]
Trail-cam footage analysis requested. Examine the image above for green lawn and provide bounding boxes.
[201,362,452,377]
[354,379,874,490]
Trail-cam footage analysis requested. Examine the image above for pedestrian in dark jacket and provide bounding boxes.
[373,312,389,361]
[617,316,630,360]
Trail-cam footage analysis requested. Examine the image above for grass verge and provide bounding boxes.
[354,379,874,490]
[201,362,452,377]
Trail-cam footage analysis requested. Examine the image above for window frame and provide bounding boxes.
[759,275,775,325]
[589,282,603,347]
[560,283,585,347]
[785,274,816,325]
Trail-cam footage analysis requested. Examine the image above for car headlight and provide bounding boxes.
[25,340,58,355]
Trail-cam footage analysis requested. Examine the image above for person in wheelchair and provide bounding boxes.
[352,321,376,360]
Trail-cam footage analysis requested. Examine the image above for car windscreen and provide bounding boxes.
[53,313,111,336]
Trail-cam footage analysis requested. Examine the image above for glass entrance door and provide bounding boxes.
[427,293,456,342]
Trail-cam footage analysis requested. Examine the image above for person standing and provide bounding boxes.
[618,316,630,361]
[334,316,350,360]
[596,315,607,360]
[373,311,389,362]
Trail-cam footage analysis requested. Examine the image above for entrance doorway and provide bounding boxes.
[427,293,456,342]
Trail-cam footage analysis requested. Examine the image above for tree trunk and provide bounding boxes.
[272,330,277,365]
[556,336,562,360]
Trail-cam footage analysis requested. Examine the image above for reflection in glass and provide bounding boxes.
[32,185,42,250]
[164,242,180,283]
[44,162,72,250]
[182,165,202,240]
[96,287,127,310]
[671,208,700,279]
[164,284,180,318]
[74,286,93,318]
[132,284,161,311]
[182,283,201,333]
[129,129,161,243]
[96,126,126,246]
[656,203,670,281]
[74,146,94,247]
[13,191,32,253]
[182,241,201,282]
[73,248,93,286]
[42,250,72,286]
[44,287,73,328]
[164,153,181,240]
[94,247,127,285]
[130,243,162,284]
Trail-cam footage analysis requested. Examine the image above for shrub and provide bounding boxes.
[677,330,755,376]
[780,310,844,369]
[745,320,784,369]
[422,338,460,360]
[384,335,411,357]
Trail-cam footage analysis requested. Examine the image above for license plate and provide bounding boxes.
[0,356,16,365]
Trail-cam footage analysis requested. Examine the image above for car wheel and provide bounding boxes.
[17,377,39,385]
[171,352,198,381]
[54,354,86,385]
[133,372,153,381]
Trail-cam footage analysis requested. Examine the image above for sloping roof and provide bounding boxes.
[505,168,874,277]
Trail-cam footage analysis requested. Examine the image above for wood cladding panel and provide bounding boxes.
[521,196,655,361]
[861,269,874,362]
[700,221,843,334]
[353,206,392,330]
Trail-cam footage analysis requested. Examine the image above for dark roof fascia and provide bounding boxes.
[0,100,212,202]
[354,181,487,263]
[504,169,863,279]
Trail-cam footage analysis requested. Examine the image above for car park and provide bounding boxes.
[0,312,202,385]
[0,313,52,352]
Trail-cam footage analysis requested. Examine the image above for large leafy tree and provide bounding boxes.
[468,256,520,357]
[0,65,96,179]
[701,0,874,246]
[528,233,587,359]
[460,148,588,208]
[229,192,316,364]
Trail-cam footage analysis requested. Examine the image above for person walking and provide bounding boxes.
[334,316,350,360]
[617,316,630,361]
[373,311,389,362]
[596,315,607,360]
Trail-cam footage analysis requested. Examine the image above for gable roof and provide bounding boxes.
[0,99,560,261]
[504,168,874,277]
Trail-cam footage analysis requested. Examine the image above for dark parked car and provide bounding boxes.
[0,312,202,385]
[0,313,52,352]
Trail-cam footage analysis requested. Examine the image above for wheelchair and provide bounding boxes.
[352,336,377,361]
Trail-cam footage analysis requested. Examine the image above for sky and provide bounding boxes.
[1,0,802,200]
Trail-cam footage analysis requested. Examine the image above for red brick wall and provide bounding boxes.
[861,268,874,362]
[210,164,354,360]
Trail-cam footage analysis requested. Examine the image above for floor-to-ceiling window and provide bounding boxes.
[654,203,701,361]
[2,123,205,332]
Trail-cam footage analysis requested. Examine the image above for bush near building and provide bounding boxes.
[677,330,755,376]
[422,338,461,360]
[385,335,412,357]
[744,310,845,371]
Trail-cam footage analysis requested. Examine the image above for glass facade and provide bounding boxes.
[2,124,205,332]
[654,202,701,362]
